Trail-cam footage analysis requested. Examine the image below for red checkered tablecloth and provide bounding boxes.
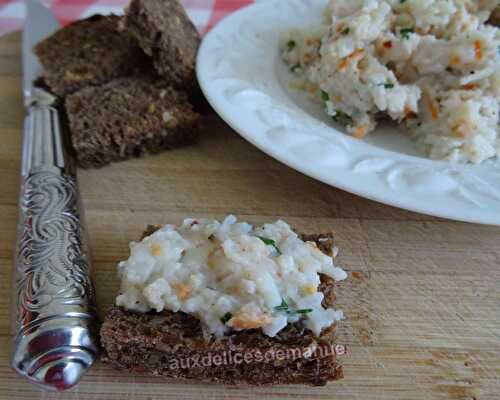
[0,0,255,37]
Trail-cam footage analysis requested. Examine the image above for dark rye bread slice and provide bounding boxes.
[121,0,200,88]
[100,229,343,386]
[35,15,149,97]
[65,76,200,168]
[489,6,499,26]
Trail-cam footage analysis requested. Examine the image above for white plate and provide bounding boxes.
[196,0,500,225]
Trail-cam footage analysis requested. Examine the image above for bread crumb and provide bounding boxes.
[162,111,176,124]
[162,111,172,121]
[64,70,94,82]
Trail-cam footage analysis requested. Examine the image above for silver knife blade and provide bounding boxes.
[22,0,60,103]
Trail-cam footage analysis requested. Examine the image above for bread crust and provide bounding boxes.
[100,229,344,386]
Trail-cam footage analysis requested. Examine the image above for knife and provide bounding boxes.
[11,0,99,390]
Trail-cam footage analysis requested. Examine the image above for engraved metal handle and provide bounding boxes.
[11,92,99,390]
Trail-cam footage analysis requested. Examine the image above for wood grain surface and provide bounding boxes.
[0,32,499,400]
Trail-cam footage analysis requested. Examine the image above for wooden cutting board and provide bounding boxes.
[0,32,499,400]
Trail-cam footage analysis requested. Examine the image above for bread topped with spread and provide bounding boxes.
[100,216,347,386]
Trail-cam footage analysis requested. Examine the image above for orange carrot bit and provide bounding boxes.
[429,102,439,120]
[415,27,428,35]
[429,101,439,119]
[383,40,392,49]
[305,38,320,48]
[302,53,313,65]
[404,107,418,119]
[474,40,482,61]
[337,49,364,71]
[228,312,271,330]
[173,283,190,300]
[462,83,479,90]
[449,54,461,65]
[353,125,368,139]
[150,243,162,256]
[337,59,349,71]
[451,120,468,139]
[424,94,439,120]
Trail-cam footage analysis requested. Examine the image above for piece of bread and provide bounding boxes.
[488,6,499,26]
[122,0,200,88]
[35,15,149,97]
[65,76,200,168]
[100,230,343,386]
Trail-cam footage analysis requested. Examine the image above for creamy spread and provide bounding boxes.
[281,0,499,163]
[116,216,347,337]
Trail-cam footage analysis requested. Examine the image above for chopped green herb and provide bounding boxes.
[341,27,350,35]
[332,110,352,125]
[295,308,314,315]
[274,299,313,316]
[377,82,394,89]
[400,28,414,40]
[275,299,289,311]
[321,90,330,102]
[400,0,406,3]
[258,236,275,246]
[290,64,301,73]
[287,40,296,50]
[221,312,232,324]
[257,236,281,254]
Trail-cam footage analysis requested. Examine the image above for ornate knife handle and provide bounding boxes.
[11,92,99,390]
